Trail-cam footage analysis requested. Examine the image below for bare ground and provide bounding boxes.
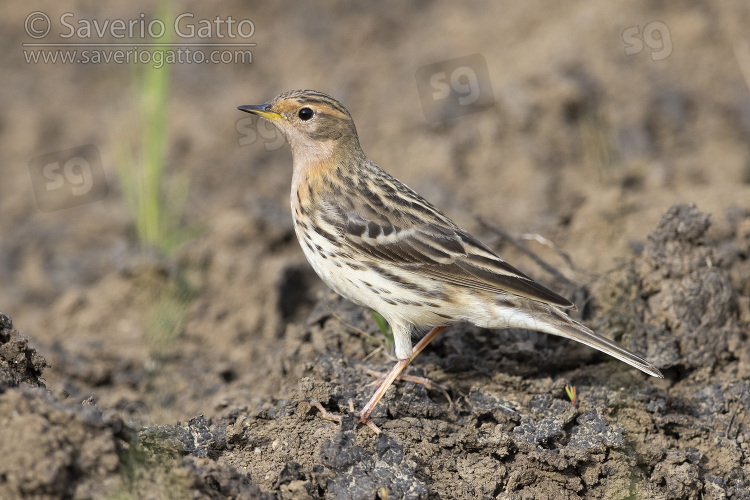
[2,1,750,498]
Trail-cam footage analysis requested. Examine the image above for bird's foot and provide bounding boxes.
[364,368,452,407]
[359,414,382,434]
[308,326,451,435]
[305,398,357,428]
[306,398,383,433]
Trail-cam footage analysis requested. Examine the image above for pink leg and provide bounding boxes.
[359,325,448,432]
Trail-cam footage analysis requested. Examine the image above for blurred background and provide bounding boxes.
[2,0,750,425]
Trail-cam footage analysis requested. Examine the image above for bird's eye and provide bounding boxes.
[298,107,314,121]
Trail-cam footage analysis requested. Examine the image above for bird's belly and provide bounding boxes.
[295,228,368,307]
[295,227,456,326]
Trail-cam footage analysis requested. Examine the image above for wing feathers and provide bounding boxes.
[315,193,573,308]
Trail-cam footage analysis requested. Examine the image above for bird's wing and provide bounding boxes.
[314,187,574,309]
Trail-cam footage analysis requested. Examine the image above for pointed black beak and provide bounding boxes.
[237,103,281,121]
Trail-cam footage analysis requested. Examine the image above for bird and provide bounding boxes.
[238,90,663,432]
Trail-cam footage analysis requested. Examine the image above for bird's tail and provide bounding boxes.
[499,301,663,378]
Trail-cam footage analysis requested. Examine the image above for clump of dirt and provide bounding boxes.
[637,204,744,371]
[0,313,123,498]
[596,204,750,377]
[0,312,47,389]
[0,384,122,498]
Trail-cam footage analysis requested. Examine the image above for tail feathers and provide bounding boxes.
[537,306,663,378]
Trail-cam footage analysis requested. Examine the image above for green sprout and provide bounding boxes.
[108,431,188,500]
[145,274,196,359]
[112,2,200,364]
[565,384,578,409]
[370,310,395,354]
[115,2,195,256]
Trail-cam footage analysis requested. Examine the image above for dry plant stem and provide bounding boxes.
[476,215,574,287]
[329,311,382,346]
[362,345,384,363]
[521,232,577,272]
[358,325,448,431]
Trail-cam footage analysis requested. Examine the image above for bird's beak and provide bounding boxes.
[237,103,282,121]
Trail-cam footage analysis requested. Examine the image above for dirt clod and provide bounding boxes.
[0,312,47,389]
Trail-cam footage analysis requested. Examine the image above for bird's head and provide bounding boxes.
[238,90,361,165]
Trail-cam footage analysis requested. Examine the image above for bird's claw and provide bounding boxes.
[306,397,384,433]
[304,398,343,425]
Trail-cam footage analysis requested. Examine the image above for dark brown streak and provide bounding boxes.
[366,221,381,238]
[341,174,356,189]
[409,238,452,261]
[347,220,367,237]
[364,262,430,294]
[360,184,385,208]
[310,222,340,246]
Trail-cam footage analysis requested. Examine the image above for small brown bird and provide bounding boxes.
[239,90,662,432]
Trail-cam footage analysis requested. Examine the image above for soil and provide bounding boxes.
[2,1,750,498]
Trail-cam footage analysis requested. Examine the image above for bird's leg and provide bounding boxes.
[359,325,448,431]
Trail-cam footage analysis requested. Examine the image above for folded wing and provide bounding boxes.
[315,189,574,309]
